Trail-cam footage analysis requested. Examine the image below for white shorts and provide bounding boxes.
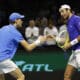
[0,59,18,74]
[68,49,80,69]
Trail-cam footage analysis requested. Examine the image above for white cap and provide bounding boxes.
[59,4,71,12]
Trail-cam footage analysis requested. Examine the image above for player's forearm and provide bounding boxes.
[63,36,80,50]
[25,43,37,51]
[20,39,41,51]
[26,40,41,51]
[21,36,46,51]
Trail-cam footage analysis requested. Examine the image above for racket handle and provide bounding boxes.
[63,50,68,60]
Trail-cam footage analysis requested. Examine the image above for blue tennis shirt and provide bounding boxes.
[0,24,24,61]
[67,15,80,50]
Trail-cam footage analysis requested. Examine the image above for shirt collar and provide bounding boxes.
[67,14,75,23]
[9,24,17,29]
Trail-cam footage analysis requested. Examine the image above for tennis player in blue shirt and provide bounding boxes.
[0,12,47,80]
[59,4,80,80]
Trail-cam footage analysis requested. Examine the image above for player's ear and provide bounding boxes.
[15,19,18,24]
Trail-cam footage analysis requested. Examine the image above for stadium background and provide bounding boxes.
[0,0,80,80]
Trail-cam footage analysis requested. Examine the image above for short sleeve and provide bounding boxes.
[13,30,24,43]
[74,17,80,31]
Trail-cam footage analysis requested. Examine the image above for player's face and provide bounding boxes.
[16,19,23,27]
[59,9,69,20]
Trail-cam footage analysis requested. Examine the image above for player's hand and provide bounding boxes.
[63,42,71,50]
[38,36,46,44]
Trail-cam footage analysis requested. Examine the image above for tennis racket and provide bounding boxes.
[56,30,69,59]
[56,30,69,48]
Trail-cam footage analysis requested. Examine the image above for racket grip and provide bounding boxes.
[63,50,68,60]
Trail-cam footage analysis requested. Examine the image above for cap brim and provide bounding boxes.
[20,15,25,18]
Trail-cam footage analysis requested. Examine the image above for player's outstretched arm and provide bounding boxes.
[20,36,46,51]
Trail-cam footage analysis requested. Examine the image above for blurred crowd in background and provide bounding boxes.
[0,0,80,49]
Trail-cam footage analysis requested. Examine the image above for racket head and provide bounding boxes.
[56,30,69,48]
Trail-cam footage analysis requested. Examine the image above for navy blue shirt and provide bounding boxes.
[0,24,24,61]
[67,15,80,50]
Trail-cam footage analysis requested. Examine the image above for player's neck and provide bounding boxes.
[69,13,73,19]
[13,23,17,28]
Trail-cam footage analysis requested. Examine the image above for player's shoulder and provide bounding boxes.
[73,15,80,25]
[73,15,80,20]
[0,25,10,30]
[2,24,9,28]
[7,24,22,35]
[70,15,80,24]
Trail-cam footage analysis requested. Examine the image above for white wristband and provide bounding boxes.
[55,37,61,42]
[34,39,41,46]
[70,38,78,46]
[55,37,59,41]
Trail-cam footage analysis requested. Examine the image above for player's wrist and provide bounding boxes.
[55,36,61,42]
[56,37,59,41]
[34,39,41,46]
[70,38,78,46]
